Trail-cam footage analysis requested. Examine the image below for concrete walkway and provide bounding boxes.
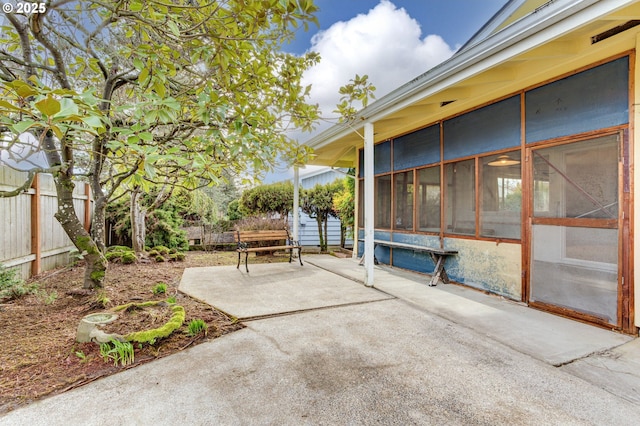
[1,255,639,425]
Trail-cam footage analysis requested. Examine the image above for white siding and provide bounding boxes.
[0,168,90,279]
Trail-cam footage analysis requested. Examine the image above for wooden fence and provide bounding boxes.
[0,167,91,279]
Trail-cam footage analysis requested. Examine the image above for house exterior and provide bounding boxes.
[301,0,640,334]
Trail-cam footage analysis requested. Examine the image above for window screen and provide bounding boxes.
[417,166,440,232]
[393,125,440,170]
[443,95,521,160]
[525,57,629,143]
[375,175,392,228]
[393,171,414,230]
[444,159,475,235]
[532,135,618,219]
[530,224,618,324]
[480,151,521,239]
[358,141,393,177]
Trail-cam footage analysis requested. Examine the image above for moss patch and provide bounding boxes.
[111,301,186,344]
[90,270,105,282]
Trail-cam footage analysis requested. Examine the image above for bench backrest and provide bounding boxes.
[237,229,290,243]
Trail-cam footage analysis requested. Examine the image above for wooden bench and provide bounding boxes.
[236,229,302,273]
[359,239,458,286]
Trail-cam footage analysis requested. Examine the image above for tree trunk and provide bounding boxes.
[41,131,107,290]
[89,135,108,254]
[53,171,107,289]
[92,192,107,253]
[315,216,325,252]
[323,216,328,252]
[130,187,147,255]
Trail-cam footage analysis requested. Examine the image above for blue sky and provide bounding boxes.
[266,0,508,182]
[285,0,507,55]
[291,0,508,117]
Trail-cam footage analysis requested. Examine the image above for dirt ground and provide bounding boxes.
[0,250,286,414]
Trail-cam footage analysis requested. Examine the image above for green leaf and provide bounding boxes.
[0,100,30,114]
[139,67,150,84]
[81,115,103,129]
[53,98,79,119]
[130,0,143,12]
[10,81,37,98]
[50,124,64,140]
[35,96,61,116]
[13,119,38,133]
[167,21,180,37]
[154,80,166,98]
[139,132,153,142]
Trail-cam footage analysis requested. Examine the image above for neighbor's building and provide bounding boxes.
[302,0,640,334]
[289,167,354,249]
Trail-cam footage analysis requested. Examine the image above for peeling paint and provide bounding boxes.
[444,238,521,299]
[357,231,521,300]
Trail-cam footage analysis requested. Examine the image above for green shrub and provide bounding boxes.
[121,252,137,264]
[155,255,165,262]
[105,251,121,261]
[100,339,135,367]
[152,246,170,255]
[95,291,110,308]
[238,181,293,218]
[40,290,58,305]
[153,283,167,295]
[105,246,137,264]
[187,319,208,336]
[0,265,38,301]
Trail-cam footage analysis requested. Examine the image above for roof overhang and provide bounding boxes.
[302,0,640,167]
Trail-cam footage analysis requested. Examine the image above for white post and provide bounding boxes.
[364,122,374,287]
[293,165,300,256]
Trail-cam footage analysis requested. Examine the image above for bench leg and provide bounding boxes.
[298,247,303,266]
[245,252,249,273]
[237,251,241,269]
[358,245,379,266]
[429,255,446,286]
[289,248,293,263]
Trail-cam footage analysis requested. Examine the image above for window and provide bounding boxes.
[417,167,440,232]
[444,159,475,235]
[480,151,522,239]
[533,135,618,219]
[393,171,414,230]
[375,175,392,228]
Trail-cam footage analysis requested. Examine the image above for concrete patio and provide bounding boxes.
[1,254,639,425]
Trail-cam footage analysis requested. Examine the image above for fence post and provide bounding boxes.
[30,173,41,276]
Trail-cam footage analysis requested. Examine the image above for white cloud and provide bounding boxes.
[301,0,455,127]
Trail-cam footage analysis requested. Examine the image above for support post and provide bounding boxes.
[292,165,300,257]
[30,173,41,276]
[364,122,374,287]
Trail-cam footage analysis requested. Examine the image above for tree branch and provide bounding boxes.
[3,13,36,80]
[29,12,72,89]
[0,166,63,198]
